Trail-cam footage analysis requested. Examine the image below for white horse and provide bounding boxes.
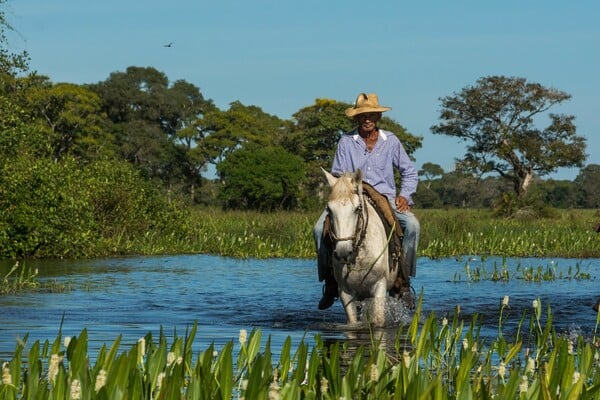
[323,168,399,327]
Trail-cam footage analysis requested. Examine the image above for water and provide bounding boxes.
[1,255,599,360]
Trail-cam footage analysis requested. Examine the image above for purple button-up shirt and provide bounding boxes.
[331,129,418,205]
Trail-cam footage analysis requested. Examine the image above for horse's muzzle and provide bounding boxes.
[333,241,355,263]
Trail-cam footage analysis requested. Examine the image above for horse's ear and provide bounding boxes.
[322,167,337,187]
[353,169,363,194]
[353,169,363,185]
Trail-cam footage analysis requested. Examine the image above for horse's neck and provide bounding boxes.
[362,197,387,248]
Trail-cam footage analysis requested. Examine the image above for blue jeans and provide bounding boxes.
[313,206,420,281]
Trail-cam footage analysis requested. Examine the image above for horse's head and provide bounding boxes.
[322,168,365,263]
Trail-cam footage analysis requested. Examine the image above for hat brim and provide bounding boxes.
[345,106,391,118]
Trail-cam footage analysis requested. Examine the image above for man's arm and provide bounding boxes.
[395,141,418,206]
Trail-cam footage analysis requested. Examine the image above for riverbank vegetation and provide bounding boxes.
[1,207,599,260]
[1,298,599,399]
[162,207,600,259]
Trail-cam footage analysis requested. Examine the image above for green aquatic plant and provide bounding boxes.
[1,298,600,399]
[0,261,39,295]
[0,262,72,295]
[455,257,593,283]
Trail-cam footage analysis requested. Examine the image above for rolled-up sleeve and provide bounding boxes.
[395,141,418,205]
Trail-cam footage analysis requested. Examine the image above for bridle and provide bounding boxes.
[327,193,369,254]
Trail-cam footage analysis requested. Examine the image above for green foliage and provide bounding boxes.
[0,1,29,81]
[0,261,39,294]
[23,81,113,161]
[537,179,578,209]
[88,66,214,196]
[454,257,592,283]
[187,208,315,258]
[419,162,445,185]
[202,101,290,165]
[491,188,558,219]
[575,164,600,208]
[0,150,192,258]
[0,154,95,258]
[1,302,600,399]
[418,208,600,258]
[288,98,355,170]
[432,75,587,198]
[413,167,597,210]
[217,145,306,211]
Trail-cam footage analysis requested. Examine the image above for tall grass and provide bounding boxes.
[1,262,71,295]
[0,262,39,295]
[1,298,599,399]
[149,208,599,259]
[5,208,596,260]
[418,209,600,259]
[454,257,593,283]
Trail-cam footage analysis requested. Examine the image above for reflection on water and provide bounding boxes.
[0,255,598,360]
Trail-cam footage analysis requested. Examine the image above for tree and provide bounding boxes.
[217,144,305,211]
[90,66,217,201]
[418,162,444,189]
[434,169,477,208]
[431,76,587,199]
[0,1,29,92]
[24,81,112,161]
[537,179,577,209]
[574,164,600,208]
[200,101,290,166]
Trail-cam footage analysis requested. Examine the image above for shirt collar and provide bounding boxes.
[352,129,388,141]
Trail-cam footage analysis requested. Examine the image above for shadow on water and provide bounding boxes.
[0,255,599,361]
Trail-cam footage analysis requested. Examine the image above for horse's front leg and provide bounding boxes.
[369,281,388,327]
[339,291,359,324]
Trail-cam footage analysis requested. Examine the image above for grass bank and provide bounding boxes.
[3,208,598,260]
[170,208,600,259]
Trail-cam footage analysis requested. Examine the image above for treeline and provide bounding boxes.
[414,163,600,210]
[2,65,421,209]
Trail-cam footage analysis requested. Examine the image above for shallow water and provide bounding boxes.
[0,255,599,360]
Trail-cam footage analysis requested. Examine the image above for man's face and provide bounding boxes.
[355,112,381,132]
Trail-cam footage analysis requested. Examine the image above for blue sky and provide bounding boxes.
[5,0,599,180]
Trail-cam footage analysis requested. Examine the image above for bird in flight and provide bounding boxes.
[163,42,173,48]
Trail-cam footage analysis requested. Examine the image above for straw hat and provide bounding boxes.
[345,93,391,117]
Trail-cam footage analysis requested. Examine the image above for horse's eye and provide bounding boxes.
[355,205,362,214]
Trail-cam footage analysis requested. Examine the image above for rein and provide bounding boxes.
[328,194,369,253]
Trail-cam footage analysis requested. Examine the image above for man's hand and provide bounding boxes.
[395,195,410,212]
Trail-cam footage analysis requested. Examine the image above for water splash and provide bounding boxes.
[359,297,415,327]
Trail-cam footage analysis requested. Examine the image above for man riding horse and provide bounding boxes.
[314,92,421,310]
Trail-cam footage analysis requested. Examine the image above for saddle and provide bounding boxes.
[323,182,410,291]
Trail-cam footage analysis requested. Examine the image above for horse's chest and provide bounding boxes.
[335,261,386,293]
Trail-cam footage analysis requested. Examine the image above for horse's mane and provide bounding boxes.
[330,173,357,200]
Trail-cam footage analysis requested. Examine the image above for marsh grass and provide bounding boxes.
[1,262,72,295]
[454,257,593,283]
[1,298,599,399]
[159,208,599,259]
[184,208,316,258]
[418,209,600,259]
[0,262,39,295]
[31,208,598,259]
